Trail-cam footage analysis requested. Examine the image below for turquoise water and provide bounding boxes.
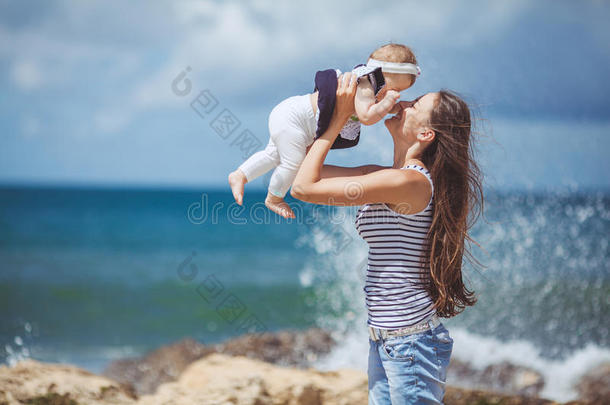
[0,186,608,379]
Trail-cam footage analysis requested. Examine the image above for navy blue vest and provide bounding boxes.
[313,65,385,149]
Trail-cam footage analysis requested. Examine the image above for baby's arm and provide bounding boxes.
[354,77,400,125]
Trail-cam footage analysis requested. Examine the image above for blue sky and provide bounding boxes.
[0,0,609,191]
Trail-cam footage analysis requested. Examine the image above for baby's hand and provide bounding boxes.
[360,89,402,125]
[389,99,415,114]
[389,102,401,115]
[381,91,400,113]
[384,90,400,102]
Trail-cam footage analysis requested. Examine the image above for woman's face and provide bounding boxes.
[385,92,438,141]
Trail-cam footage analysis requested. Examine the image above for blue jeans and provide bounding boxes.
[368,323,453,405]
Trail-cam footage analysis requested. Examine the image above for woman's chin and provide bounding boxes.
[385,121,400,139]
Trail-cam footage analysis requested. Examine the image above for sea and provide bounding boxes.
[0,186,608,401]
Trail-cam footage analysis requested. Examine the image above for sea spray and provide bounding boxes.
[300,191,610,401]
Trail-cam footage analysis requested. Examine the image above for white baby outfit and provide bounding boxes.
[238,93,318,198]
[238,66,383,198]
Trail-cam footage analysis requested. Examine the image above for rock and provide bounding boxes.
[213,327,335,366]
[0,359,136,405]
[103,327,335,396]
[136,353,368,405]
[0,354,581,405]
[447,358,480,381]
[480,361,545,397]
[447,358,545,397]
[102,337,214,396]
[574,362,610,404]
[444,386,557,405]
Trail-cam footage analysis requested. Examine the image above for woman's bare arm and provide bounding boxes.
[292,73,429,210]
[319,164,388,179]
[304,133,388,179]
[292,167,430,207]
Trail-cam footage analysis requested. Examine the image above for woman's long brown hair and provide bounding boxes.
[420,90,485,317]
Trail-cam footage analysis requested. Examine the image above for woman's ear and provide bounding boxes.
[419,128,435,143]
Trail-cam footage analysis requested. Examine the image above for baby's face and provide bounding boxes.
[378,73,414,98]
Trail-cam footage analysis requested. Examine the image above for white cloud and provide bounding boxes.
[1,1,608,187]
[130,0,530,110]
[11,59,43,90]
[0,0,565,135]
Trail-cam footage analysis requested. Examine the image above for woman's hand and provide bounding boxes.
[292,73,429,208]
[332,72,358,121]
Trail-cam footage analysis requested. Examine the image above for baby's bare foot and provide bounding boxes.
[228,169,247,205]
[265,193,295,219]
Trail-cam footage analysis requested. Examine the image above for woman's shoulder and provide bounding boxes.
[403,158,427,170]
[400,161,433,188]
[386,160,433,216]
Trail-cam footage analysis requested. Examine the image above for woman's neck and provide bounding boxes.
[393,144,422,169]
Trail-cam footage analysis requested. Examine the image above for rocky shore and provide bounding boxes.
[0,328,607,405]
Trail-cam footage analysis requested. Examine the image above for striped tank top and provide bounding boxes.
[354,164,436,329]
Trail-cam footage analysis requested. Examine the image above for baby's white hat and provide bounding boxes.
[366,58,421,76]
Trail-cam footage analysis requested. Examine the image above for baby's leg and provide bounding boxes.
[265,192,296,219]
[228,140,279,205]
[265,120,310,219]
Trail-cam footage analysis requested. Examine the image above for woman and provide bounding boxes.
[291,72,484,404]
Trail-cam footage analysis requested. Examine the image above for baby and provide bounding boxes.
[228,43,420,218]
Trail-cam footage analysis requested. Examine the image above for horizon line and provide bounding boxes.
[0,180,608,196]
